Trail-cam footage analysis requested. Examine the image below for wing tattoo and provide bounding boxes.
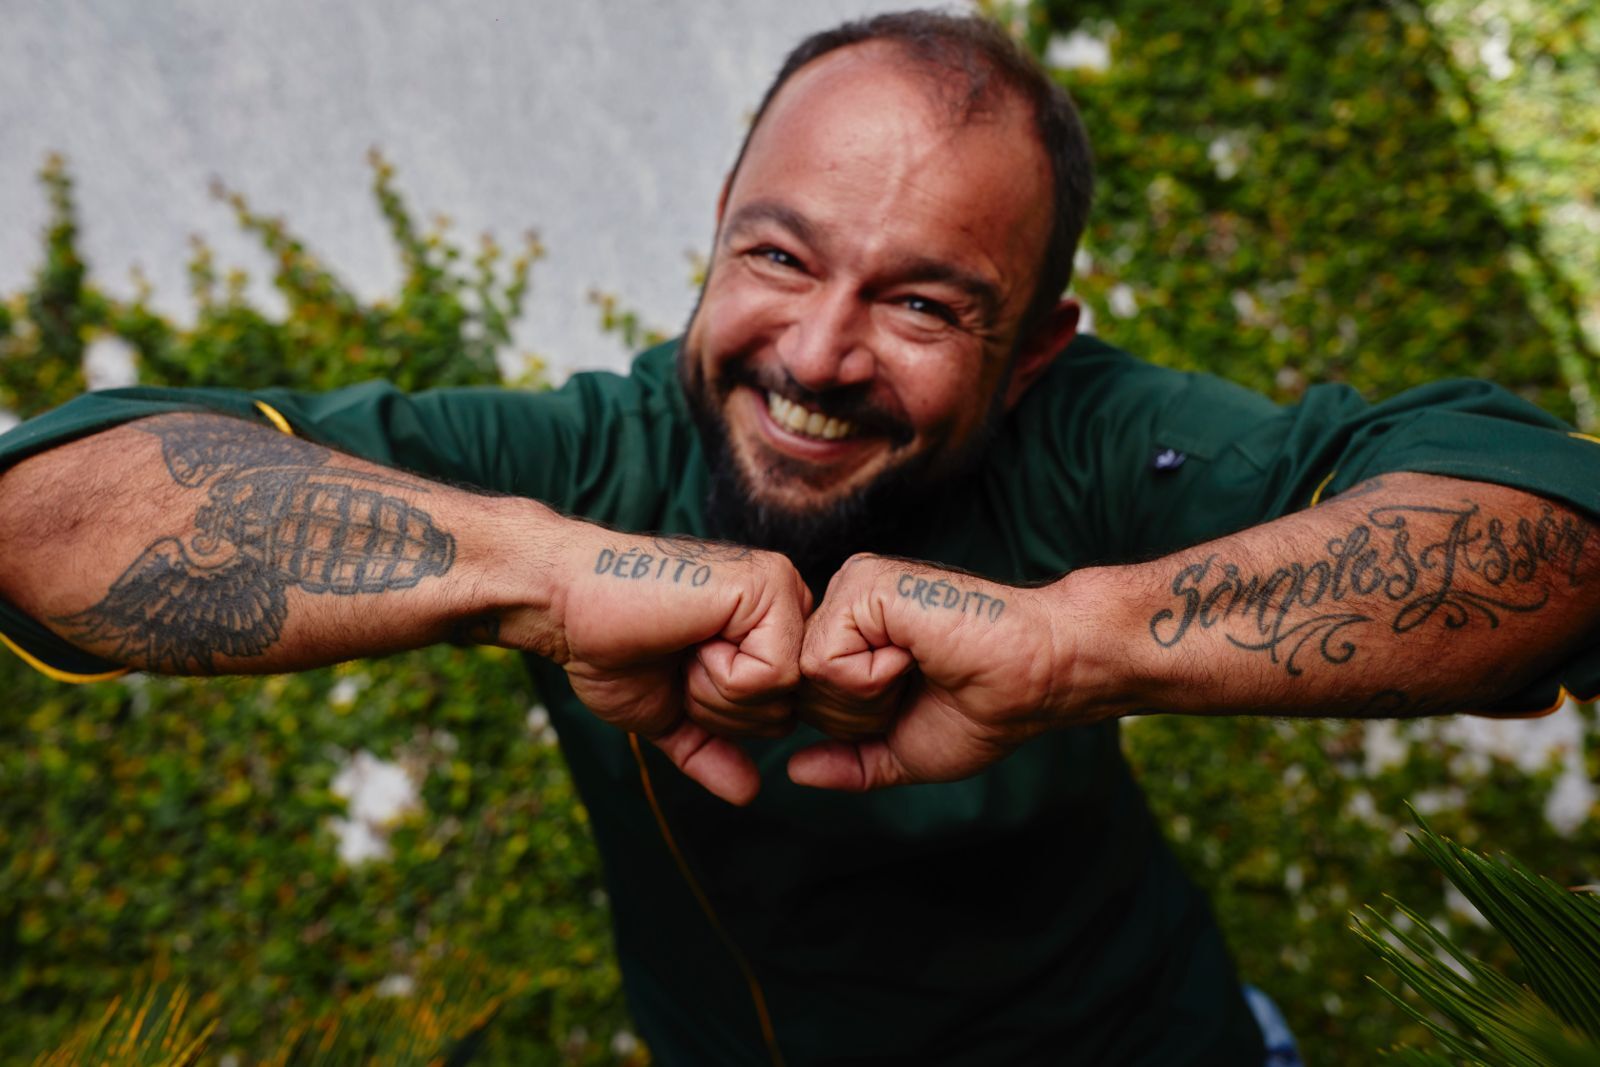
[53,415,456,673]
[55,537,289,673]
[148,416,330,486]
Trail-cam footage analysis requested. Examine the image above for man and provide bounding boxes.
[2,11,1597,1065]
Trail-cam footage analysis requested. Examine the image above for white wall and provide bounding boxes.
[0,0,913,378]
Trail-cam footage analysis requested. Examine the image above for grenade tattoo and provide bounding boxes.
[57,416,457,673]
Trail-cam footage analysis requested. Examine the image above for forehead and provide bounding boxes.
[726,44,1053,290]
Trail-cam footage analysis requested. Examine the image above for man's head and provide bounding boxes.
[680,11,1093,576]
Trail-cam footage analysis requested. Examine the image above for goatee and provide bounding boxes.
[679,343,998,589]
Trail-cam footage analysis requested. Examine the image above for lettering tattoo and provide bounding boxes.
[595,547,714,587]
[1148,492,1591,677]
[897,572,1006,622]
[55,416,456,672]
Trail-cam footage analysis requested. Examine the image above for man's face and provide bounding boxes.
[681,45,1066,566]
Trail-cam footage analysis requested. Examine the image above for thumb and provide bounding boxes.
[786,736,913,792]
[648,721,763,806]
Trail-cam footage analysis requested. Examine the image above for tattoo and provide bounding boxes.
[1149,497,1590,676]
[595,546,714,586]
[897,572,1006,622]
[650,535,752,563]
[55,416,456,672]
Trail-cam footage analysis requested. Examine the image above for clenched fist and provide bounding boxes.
[790,554,1100,791]
[536,525,811,805]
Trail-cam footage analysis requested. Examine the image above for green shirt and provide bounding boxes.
[5,335,1599,1065]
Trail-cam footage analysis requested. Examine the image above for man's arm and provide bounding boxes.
[790,473,1600,790]
[0,412,808,804]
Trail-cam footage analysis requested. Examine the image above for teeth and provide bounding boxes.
[767,391,857,440]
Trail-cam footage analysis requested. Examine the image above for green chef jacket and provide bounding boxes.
[5,335,1600,1066]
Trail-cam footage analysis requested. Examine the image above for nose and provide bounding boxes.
[774,285,875,391]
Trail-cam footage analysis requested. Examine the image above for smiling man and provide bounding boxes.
[3,10,1600,1067]
[682,31,1082,583]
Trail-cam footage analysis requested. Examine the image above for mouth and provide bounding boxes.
[765,390,860,441]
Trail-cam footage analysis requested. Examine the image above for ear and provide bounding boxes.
[1003,299,1081,410]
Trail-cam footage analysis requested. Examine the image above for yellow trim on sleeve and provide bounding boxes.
[253,400,295,436]
[1309,470,1337,507]
[1569,431,1600,446]
[0,630,129,684]
[1467,685,1600,719]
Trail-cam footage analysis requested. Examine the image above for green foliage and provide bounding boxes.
[1428,0,1600,430]
[0,156,99,417]
[0,158,634,1064]
[588,290,668,355]
[1025,0,1585,418]
[1353,814,1600,1064]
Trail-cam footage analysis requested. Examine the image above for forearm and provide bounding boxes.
[0,412,565,674]
[1062,472,1600,719]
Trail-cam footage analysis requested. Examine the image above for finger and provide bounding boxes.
[688,703,794,739]
[696,636,799,707]
[786,737,912,792]
[802,640,914,701]
[649,720,763,806]
[715,580,806,697]
[686,659,795,738]
[796,675,907,740]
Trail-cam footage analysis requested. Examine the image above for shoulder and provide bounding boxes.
[1007,334,1281,465]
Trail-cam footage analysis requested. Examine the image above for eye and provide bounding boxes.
[749,245,803,271]
[898,294,959,326]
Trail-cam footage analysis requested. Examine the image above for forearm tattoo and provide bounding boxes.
[1148,488,1591,677]
[55,415,456,672]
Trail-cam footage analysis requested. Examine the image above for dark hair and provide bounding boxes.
[726,9,1094,340]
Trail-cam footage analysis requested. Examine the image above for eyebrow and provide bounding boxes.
[722,200,820,249]
[722,199,1004,321]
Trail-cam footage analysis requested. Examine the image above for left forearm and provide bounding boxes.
[1065,472,1599,719]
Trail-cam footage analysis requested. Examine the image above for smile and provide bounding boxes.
[766,391,859,441]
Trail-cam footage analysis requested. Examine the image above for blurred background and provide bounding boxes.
[2,0,1597,1064]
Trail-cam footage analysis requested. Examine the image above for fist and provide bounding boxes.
[792,554,1068,791]
[554,530,811,805]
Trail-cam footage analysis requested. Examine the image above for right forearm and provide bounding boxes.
[0,412,564,674]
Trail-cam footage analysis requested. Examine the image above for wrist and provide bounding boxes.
[467,495,573,660]
[1043,565,1158,725]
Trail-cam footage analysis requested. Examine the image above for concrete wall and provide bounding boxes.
[0,0,911,378]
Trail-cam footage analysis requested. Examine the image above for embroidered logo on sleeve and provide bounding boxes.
[1152,447,1187,472]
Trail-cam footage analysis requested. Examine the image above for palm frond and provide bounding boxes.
[1353,807,1600,1066]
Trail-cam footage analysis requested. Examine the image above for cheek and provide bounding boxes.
[699,266,787,341]
[886,358,993,442]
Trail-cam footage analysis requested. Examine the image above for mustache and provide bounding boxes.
[724,363,914,445]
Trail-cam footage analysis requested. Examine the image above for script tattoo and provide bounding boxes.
[897,572,1006,622]
[55,416,456,672]
[1149,494,1590,676]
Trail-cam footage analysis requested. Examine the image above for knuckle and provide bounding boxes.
[799,646,831,680]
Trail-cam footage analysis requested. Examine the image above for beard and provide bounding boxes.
[678,332,1007,587]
